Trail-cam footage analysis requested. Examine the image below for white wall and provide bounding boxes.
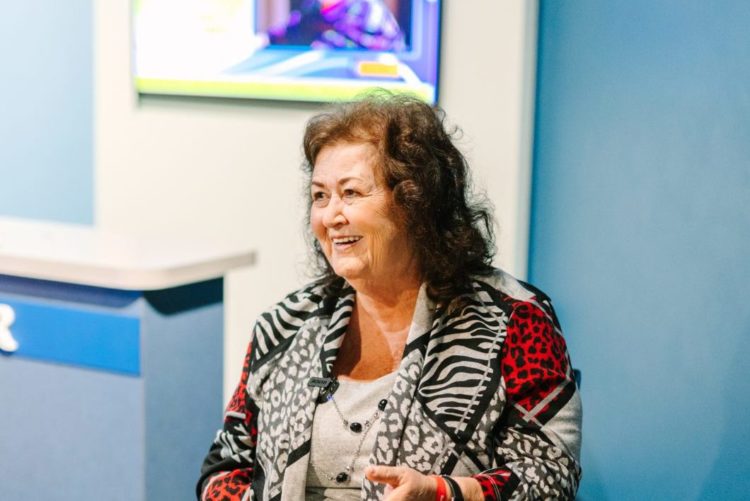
[94,0,538,402]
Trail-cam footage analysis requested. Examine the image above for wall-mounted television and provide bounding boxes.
[133,0,442,104]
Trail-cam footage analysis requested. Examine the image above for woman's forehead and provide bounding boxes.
[312,142,380,181]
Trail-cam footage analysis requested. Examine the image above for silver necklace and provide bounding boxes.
[324,386,389,484]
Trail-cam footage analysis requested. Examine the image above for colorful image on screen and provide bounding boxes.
[133,0,441,103]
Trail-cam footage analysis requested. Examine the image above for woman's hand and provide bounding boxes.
[364,465,436,501]
[365,465,485,501]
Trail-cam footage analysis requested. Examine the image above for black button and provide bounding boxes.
[378,399,387,411]
[336,472,349,483]
[349,422,363,433]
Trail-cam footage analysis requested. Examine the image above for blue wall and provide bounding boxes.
[0,1,93,224]
[529,1,750,499]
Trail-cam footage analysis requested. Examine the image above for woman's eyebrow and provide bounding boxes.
[337,176,365,185]
[311,176,367,187]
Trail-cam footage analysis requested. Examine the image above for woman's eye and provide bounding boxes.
[311,192,327,203]
[342,189,359,198]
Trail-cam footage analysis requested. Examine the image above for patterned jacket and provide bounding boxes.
[197,269,582,500]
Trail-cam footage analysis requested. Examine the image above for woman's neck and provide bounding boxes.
[355,287,419,336]
[334,276,421,379]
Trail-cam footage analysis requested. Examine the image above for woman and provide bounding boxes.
[197,94,582,500]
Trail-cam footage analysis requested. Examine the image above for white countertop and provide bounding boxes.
[0,217,255,290]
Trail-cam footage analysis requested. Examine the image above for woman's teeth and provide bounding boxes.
[333,236,361,245]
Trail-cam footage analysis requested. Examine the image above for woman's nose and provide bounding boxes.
[323,196,347,227]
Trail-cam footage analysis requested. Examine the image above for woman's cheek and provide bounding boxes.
[368,233,387,270]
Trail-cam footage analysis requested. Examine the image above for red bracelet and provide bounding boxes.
[433,475,448,501]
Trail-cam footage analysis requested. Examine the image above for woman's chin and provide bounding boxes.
[331,264,369,284]
[333,269,365,283]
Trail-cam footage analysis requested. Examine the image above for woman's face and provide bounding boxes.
[310,142,418,288]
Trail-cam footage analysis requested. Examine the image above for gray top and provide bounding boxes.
[305,371,398,501]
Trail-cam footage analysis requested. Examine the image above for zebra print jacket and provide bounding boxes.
[197,269,582,500]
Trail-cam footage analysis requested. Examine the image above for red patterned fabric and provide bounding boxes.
[502,301,571,417]
[198,343,258,500]
[202,470,252,501]
[225,345,256,428]
[475,471,517,499]
[470,298,578,500]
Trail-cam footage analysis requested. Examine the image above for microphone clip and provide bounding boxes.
[308,376,339,403]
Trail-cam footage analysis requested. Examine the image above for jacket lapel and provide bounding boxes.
[279,286,355,501]
[364,284,435,498]
[363,281,508,499]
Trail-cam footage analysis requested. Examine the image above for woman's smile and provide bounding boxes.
[331,235,363,249]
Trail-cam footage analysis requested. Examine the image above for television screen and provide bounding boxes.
[133,0,441,104]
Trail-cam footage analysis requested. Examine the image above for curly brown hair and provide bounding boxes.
[302,92,495,303]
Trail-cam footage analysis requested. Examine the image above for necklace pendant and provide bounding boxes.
[335,472,349,483]
[349,422,363,433]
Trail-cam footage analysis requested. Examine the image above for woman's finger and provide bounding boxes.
[364,465,405,487]
[366,465,438,501]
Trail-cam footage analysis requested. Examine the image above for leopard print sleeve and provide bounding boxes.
[473,299,582,501]
[196,341,258,501]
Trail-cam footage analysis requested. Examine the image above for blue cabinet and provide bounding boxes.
[0,275,224,500]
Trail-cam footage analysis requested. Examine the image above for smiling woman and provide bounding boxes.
[197,93,582,501]
[302,94,497,304]
[310,142,418,294]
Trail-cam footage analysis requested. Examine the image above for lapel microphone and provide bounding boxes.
[308,376,340,403]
